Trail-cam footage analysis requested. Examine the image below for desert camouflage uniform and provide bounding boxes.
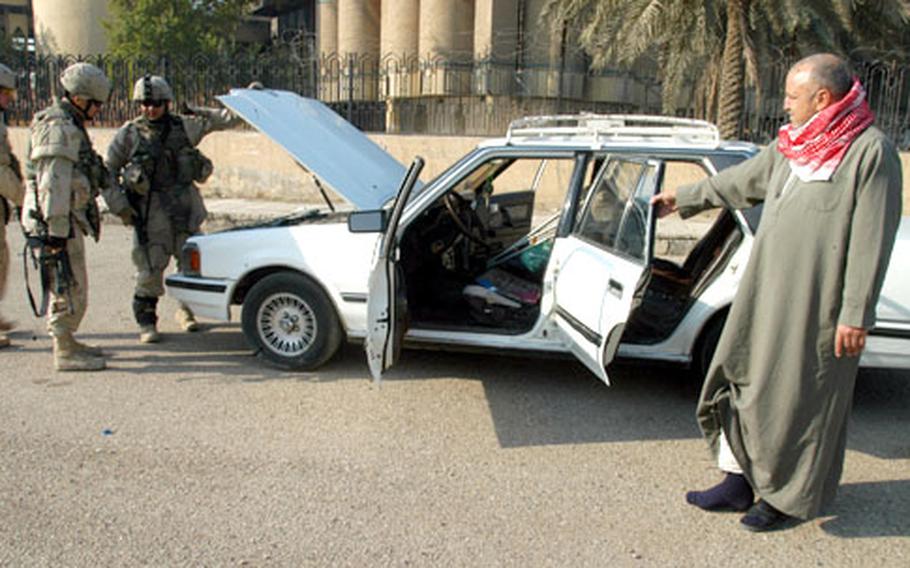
[104,106,240,331]
[0,111,25,343]
[21,98,108,363]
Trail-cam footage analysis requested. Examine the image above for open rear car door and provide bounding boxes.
[365,158,425,383]
[550,156,662,384]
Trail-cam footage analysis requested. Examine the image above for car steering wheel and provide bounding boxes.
[443,191,489,249]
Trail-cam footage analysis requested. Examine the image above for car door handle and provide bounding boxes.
[608,278,623,298]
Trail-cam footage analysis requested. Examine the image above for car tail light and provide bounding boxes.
[183,244,201,276]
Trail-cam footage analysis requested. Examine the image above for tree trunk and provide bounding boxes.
[717,0,746,139]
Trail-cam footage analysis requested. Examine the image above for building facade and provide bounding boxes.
[0,0,30,48]
[28,0,658,130]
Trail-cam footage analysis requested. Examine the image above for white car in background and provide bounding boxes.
[166,89,910,383]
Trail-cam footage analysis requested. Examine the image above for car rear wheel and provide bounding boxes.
[241,272,343,370]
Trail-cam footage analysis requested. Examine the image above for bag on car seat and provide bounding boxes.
[462,267,541,326]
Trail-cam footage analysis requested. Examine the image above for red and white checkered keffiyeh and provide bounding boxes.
[777,78,874,181]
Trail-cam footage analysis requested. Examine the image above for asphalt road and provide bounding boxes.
[1,224,908,567]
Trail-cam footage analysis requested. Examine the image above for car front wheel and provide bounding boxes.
[241,272,343,370]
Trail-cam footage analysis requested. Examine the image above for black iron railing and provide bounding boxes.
[1,46,907,146]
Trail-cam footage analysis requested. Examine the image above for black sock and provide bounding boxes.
[686,473,754,512]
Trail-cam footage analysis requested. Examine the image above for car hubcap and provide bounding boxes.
[257,292,317,357]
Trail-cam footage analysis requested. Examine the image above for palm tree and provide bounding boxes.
[543,0,910,139]
[718,0,747,138]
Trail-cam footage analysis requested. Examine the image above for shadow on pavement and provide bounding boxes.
[820,479,910,538]
[849,368,910,460]
[383,348,704,447]
[64,327,910,454]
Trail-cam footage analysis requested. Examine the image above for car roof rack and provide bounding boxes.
[505,114,721,147]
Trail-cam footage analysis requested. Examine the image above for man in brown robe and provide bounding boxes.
[652,53,902,531]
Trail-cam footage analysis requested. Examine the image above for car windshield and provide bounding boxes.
[385,149,503,209]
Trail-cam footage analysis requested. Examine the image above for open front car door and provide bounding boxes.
[365,158,425,383]
[549,156,662,384]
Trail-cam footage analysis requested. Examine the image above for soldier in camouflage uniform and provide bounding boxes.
[103,75,241,343]
[0,63,25,348]
[20,63,111,371]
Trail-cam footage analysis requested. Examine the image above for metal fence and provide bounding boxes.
[1,48,908,145]
[736,57,910,146]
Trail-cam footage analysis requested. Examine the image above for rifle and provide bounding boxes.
[120,152,154,272]
[23,211,74,318]
[126,185,153,273]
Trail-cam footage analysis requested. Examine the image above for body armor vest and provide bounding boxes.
[28,102,106,192]
[26,100,105,240]
[131,114,211,191]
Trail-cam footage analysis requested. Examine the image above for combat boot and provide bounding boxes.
[139,324,161,344]
[53,333,106,372]
[71,337,104,357]
[175,306,200,332]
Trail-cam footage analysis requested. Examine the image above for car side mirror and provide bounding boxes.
[348,209,388,233]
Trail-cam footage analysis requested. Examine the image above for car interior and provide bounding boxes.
[396,154,744,342]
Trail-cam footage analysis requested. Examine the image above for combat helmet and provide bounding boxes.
[0,63,15,90]
[132,75,173,102]
[60,62,111,102]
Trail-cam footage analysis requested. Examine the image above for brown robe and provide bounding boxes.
[677,126,903,519]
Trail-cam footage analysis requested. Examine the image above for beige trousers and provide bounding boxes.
[47,231,88,338]
[0,221,8,305]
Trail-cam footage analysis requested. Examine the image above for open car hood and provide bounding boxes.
[218,88,415,210]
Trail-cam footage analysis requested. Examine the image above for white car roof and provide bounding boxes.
[480,114,758,153]
[218,91,757,209]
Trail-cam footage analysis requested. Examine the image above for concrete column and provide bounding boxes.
[474,0,520,95]
[380,0,420,98]
[317,1,340,102]
[317,0,339,57]
[337,0,381,56]
[336,0,381,101]
[381,0,419,58]
[419,0,474,60]
[474,0,519,60]
[33,0,109,55]
[522,0,561,97]
[420,0,475,95]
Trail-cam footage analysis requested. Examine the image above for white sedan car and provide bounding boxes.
[166,89,910,383]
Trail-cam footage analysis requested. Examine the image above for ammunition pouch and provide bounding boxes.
[175,147,213,185]
[80,149,110,195]
[122,161,151,196]
[77,148,107,242]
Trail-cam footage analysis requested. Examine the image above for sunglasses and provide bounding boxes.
[139,99,165,108]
